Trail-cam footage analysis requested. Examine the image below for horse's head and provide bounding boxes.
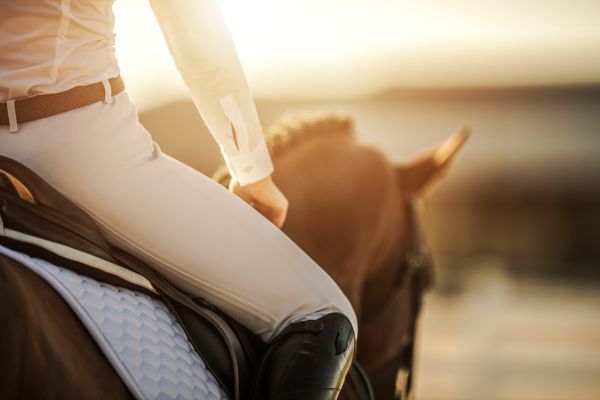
[359,127,470,317]
[213,113,468,399]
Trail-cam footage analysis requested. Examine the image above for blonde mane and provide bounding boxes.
[264,112,355,158]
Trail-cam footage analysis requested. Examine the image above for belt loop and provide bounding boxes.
[102,79,113,104]
[7,100,18,133]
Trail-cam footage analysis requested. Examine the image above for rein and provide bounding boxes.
[365,199,433,399]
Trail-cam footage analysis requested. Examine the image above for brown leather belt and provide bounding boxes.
[0,75,125,128]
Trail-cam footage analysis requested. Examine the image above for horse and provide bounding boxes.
[215,113,469,399]
[0,112,467,400]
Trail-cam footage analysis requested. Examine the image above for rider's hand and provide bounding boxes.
[229,175,289,228]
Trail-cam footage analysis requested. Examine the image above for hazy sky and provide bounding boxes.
[114,0,600,109]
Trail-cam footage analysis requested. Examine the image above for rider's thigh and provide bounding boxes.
[0,93,357,341]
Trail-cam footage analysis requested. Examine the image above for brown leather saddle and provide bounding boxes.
[0,155,255,400]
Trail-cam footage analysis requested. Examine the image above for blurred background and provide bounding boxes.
[113,1,600,399]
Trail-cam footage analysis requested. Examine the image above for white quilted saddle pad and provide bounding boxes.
[0,244,229,400]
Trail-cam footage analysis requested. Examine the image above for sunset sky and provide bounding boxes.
[113,0,600,109]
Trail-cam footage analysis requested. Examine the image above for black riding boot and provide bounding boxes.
[252,313,356,400]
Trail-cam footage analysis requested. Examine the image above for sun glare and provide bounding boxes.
[113,0,600,109]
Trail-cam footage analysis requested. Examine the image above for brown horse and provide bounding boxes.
[215,113,468,399]
[0,113,466,399]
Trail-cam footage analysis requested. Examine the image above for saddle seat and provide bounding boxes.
[0,156,255,400]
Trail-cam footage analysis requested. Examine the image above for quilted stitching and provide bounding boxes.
[29,255,229,400]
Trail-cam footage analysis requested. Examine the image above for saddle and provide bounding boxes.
[0,156,256,400]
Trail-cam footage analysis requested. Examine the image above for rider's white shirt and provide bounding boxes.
[0,0,273,185]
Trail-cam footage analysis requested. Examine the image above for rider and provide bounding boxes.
[0,0,356,398]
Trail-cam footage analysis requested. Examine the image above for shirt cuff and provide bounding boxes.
[223,136,274,186]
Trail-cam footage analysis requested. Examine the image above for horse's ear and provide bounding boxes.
[396,127,470,197]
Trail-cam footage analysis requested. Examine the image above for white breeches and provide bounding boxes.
[0,92,357,341]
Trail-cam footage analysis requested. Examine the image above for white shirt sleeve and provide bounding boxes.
[148,0,274,185]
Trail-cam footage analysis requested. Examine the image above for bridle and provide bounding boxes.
[363,197,434,400]
[397,199,434,399]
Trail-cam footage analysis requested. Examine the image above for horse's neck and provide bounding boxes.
[274,138,404,311]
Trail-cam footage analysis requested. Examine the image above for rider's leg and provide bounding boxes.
[0,92,357,397]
